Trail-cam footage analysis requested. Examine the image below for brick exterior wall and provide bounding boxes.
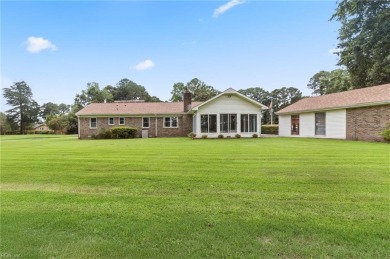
[346,104,390,142]
[78,115,193,139]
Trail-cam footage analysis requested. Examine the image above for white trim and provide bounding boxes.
[90,118,97,129]
[119,117,125,125]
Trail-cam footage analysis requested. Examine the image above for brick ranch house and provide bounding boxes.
[76,88,269,139]
[276,83,390,142]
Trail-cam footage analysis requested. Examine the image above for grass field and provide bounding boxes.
[1,135,389,258]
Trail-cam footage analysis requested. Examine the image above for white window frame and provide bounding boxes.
[108,117,115,125]
[220,113,237,133]
[142,117,150,128]
[119,117,125,125]
[163,117,179,128]
[200,114,217,133]
[90,118,97,129]
[241,114,257,133]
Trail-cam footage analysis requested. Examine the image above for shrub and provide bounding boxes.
[252,133,258,138]
[95,129,112,139]
[379,123,390,142]
[261,125,279,134]
[201,135,208,139]
[235,134,241,138]
[218,134,224,139]
[111,127,137,139]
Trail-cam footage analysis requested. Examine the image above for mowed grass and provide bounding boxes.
[1,135,389,258]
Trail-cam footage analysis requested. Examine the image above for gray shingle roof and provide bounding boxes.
[276,84,390,114]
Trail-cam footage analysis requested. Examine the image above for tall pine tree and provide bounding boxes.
[3,81,39,134]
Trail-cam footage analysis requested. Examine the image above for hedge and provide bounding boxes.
[261,125,279,134]
[92,127,137,139]
[111,127,137,139]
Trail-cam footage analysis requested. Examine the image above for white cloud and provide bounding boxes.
[26,36,58,53]
[213,0,245,18]
[133,59,155,71]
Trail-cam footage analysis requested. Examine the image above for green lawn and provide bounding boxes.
[1,135,389,258]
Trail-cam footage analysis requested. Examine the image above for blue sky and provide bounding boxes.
[1,0,340,110]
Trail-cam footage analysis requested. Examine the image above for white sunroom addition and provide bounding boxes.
[189,88,269,138]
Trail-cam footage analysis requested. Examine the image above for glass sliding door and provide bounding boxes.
[220,114,237,133]
[241,114,257,133]
[201,114,217,133]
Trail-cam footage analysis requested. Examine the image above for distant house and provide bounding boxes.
[76,88,268,139]
[276,84,390,142]
[33,124,52,132]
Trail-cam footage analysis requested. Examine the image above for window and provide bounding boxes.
[142,117,150,128]
[220,114,237,133]
[291,115,299,135]
[108,118,114,125]
[119,117,125,125]
[164,117,178,128]
[201,114,217,133]
[241,114,257,133]
[90,118,97,129]
[315,112,326,135]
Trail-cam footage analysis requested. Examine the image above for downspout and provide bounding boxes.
[77,116,81,139]
[155,114,158,137]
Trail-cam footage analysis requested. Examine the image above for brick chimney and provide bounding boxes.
[183,90,192,112]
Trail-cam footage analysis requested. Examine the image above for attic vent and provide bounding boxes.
[114,100,145,103]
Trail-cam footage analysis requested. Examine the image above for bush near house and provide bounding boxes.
[379,123,390,142]
[261,124,279,134]
[92,127,138,139]
[111,127,138,139]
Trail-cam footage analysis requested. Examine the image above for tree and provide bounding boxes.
[74,82,113,108]
[0,112,12,134]
[47,115,69,134]
[66,112,78,134]
[114,79,160,102]
[270,87,303,124]
[331,0,390,87]
[58,103,70,115]
[271,87,303,110]
[40,102,60,120]
[238,87,273,124]
[170,82,186,102]
[3,81,40,134]
[169,78,220,102]
[307,69,351,95]
[238,87,271,104]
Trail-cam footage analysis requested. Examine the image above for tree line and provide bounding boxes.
[2,0,389,134]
